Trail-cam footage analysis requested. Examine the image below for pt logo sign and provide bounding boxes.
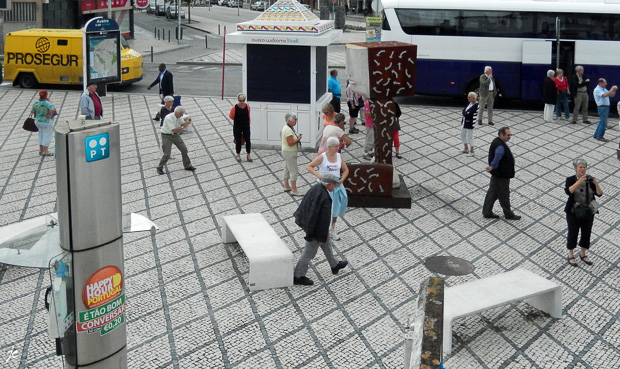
[85,133,109,162]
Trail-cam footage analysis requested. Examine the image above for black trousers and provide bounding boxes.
[482,176,515,217]
[566,211,594,250]
[330,97,341,113]
[233,123,251,154]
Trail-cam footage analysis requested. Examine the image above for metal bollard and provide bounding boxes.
[157,29,160,40]
[168,30,171,43]
[205,35,208,48]
[150,46,153,62]
[218,24,220,35]
[154,27,156,38]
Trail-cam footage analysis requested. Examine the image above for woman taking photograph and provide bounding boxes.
[229,93,252,162]
[306,137,349,240]
[281,112,303,196]
[564,158,602,267]
[32,90,57,156]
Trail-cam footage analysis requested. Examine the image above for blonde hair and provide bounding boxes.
[237,93,246,102]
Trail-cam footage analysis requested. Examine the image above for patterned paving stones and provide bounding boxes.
[1,88,620,368]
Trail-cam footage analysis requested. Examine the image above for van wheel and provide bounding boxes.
[19,73,37,89]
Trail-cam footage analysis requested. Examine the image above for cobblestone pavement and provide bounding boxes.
[0,88,619,368]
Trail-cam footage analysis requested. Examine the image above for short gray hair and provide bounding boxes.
[285,112,296,122]
[547,70,555,78]
[575,65,584,72]
[484,66,492,73]
[467,91,477,99]
[573,157,588,168]
[326,136,340,147]
[174,106,185,114]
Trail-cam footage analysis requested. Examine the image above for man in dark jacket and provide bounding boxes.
[148,63,174,104]
[482,127,521,220]
[293,174,348,286]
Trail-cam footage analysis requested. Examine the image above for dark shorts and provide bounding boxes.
[348,102,360,118]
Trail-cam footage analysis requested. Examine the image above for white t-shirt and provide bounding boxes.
[318,152,342,177]
[318,125,344,154]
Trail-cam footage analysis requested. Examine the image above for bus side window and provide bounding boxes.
[57,39,68,46]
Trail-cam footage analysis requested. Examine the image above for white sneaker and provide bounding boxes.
[330,230,340,240]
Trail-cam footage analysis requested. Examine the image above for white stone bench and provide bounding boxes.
[443,268,562,355]
[220,213,293,291]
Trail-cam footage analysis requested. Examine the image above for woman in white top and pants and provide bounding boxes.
[306,137,349,240]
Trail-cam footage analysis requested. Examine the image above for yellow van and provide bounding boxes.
[3,28,143,88]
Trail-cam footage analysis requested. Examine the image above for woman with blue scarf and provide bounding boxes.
[306,136,349,241]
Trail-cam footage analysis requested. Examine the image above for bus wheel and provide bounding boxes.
[466,80,480,98]
[19,73,37,89]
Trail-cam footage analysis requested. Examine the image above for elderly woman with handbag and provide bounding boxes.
[32,90,57,156]
[564,158,602,267]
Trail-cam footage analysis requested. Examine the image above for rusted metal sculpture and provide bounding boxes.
[344,41,417,204]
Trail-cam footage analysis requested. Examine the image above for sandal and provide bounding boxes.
[567,257,577,267]
[247,156,253,163]
[236,156,242,163]
[580,255,593,266]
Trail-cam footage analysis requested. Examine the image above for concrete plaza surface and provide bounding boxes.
[1,88,620,369]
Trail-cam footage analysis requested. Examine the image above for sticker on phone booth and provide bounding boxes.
[85,133,110,162]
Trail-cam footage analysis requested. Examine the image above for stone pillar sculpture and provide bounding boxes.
[344,41,417,206]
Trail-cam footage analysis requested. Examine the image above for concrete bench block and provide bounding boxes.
[443,268,562,355]
[221,213,293,291]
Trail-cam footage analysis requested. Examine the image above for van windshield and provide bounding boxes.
[120,35,130,50]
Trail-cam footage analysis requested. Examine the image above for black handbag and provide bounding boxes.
[573,178,591,221]
[23,113,38,132]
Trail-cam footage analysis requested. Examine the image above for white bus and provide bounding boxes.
[381,0,620,101]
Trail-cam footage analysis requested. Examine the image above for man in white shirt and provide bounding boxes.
[157,106,195,174]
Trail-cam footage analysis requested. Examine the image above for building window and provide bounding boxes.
[1,2,37,22]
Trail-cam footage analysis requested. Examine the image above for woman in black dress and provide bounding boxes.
[229,93,252,162]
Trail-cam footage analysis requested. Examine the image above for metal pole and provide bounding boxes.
[151,46,153,62]
[154,27,156,38]
[555,17,560,71]
[178,0,181,44]
[205,34,208,48]
[221,26,226,100]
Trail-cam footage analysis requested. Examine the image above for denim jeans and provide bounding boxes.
[593,106,609,139]
[556,91,569,118]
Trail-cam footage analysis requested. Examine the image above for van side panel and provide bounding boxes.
[4,29,143,86]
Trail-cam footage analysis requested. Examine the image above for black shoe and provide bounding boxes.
[349,128,359,134]
[579,255,593,265]
[331,261,348,275]
[483,213,500,219]
[488,122,495,126]
[505,215,521,220]
[157,167,164,175]
[583,120,592,124]
[185,166,196,172]
[293,276,314,285]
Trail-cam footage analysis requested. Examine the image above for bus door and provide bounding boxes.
[552,41,576,79]
[521,40,552,100]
